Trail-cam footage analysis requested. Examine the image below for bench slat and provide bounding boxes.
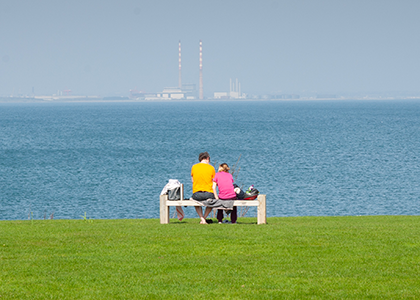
[165,200,260,206]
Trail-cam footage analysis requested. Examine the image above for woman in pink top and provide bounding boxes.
[212,163,237,224]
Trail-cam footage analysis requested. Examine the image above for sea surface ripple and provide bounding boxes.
[1,100,419,220]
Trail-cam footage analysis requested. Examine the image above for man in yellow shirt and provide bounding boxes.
[191,152,215,224]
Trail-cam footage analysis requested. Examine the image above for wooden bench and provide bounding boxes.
[160,185,266,224]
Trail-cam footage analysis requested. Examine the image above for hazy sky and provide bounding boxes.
[1,0,420,97]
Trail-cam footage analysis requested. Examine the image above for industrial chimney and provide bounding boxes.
[178,41,182,89]
[199,40,203,100]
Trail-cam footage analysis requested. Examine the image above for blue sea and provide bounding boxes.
[1,100,420,220]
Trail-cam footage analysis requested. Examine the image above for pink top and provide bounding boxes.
[213,172,236,199]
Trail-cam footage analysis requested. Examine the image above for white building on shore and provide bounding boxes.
[214,78,246,99]
[157,87,185,99]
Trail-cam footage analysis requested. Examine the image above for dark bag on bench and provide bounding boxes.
[168,187,181,200]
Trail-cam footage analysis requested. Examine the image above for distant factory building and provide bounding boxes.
[214,78,245,99]
[182,83,197,99]
[157,87,185,99]
[214,92,229,99]
[129,89,159,100]
[229,78,244,98]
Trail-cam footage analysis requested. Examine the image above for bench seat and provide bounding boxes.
[160,194,266,224]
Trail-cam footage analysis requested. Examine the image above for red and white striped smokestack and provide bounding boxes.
[199,40,203,100]
[178,41,182,89]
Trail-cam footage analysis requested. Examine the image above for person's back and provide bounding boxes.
[212,163,238,224]
[191,162,215,194]
[213,171,236,200]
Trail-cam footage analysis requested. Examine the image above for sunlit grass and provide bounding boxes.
[1,216,420,299]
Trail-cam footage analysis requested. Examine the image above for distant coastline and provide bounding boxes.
[2,96,420,103]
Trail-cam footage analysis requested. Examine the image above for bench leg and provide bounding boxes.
[257,194,266,224]
[160,195,170,224]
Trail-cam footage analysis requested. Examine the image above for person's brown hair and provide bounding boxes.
[220,163,230,173]
[198,152,210,162]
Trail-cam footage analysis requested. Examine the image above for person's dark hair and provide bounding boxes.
[220,163,230,173]
[198,152,210,162]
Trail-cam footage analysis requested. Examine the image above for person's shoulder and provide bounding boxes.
[191,163,200,173]
[204,164,215,175]
[223,171,232,178]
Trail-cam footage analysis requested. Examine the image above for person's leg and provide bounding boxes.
[192,192,215,224]
[194,206,207,224]
[201,192,215,220]
[231,206,237,223]
[217,209,224,223]
[203,207,213,219]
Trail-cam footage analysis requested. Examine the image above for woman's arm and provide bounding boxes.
[212,182,219,199]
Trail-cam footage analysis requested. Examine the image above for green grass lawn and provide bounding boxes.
[1,216,420,299]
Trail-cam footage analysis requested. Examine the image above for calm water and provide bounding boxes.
[1,100,420,220]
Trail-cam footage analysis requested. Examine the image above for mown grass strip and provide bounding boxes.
[1,216,420,299]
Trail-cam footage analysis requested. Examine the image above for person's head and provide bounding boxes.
[218,163,230,173]
[198,151,210,162]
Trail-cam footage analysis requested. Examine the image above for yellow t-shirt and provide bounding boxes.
[191,163,216,193]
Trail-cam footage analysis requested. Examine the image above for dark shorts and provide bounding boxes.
[192,191,215,201]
